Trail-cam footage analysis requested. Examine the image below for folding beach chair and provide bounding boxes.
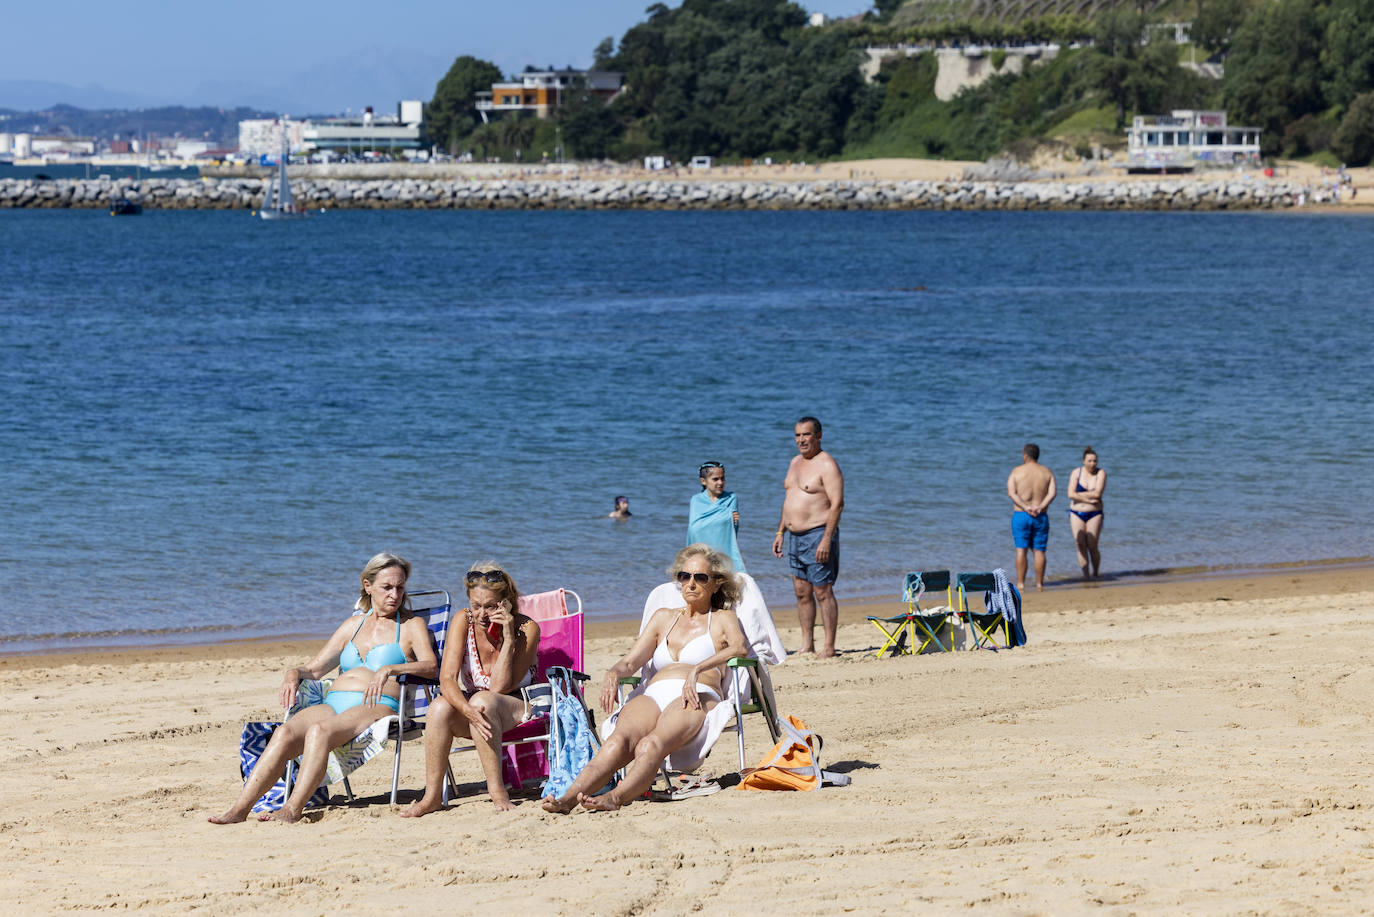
[867,570,956,656]
[956,572,1012,650]
[620,577,784,777]
[284,589,451,807]
[438,588,590,803]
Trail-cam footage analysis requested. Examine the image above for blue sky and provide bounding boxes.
[0,1,871,114]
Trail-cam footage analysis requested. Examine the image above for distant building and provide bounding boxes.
[31,135,96,156]
[237,102,424,157]
[1125,110,1261,172]
[239,119,306,157]
[301,101,424,154]
[171,140,210,159]
[475,69,623,122]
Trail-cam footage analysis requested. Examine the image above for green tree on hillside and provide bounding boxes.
[593,37,616,68]
[1191,0,1248,55]
[606,0,867,159]
[1332,91,1374,164]
[1223,0,1326,154]
[1321,0,1374,110]
[560,83,620,159]
[428,55,503,153]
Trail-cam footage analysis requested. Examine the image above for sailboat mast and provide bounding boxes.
[277,126,294,211]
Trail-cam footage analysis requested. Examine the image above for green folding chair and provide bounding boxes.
[955,572,1011,649]
[867,570,955,656]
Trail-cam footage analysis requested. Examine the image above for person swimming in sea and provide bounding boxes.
[608,495,632,520]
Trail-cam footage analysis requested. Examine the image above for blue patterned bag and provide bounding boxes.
[239,722,331,814]
[540,668,611,798]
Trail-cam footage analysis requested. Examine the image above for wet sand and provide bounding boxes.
[4,559,1372,913]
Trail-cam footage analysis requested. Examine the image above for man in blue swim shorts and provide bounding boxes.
[772,416,845,657]
[1006,443,1057,592]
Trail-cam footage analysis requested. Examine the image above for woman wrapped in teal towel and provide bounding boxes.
[688,461,745,574]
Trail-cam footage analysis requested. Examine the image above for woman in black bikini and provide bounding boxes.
[1068,446,1106,579]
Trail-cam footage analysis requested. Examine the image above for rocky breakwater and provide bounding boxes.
[0,175,1307,211]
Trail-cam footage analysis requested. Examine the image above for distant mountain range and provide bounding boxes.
[0,45,453,119]
[0,103,279,146]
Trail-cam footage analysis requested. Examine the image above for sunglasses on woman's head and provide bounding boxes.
[698,461,723,473]
[675,571,715,584]
[466,570,505,585]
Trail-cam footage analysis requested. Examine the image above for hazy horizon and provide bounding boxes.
[0,1,868,115]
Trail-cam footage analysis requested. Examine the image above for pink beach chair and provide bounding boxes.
[431,588,588,801]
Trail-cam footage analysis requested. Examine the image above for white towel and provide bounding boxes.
[605,573,783,771]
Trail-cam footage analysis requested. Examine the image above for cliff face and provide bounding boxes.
[864,45,1063,101]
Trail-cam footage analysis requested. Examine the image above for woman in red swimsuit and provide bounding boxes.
[1068,446,1107,579]
[402,562,540,815]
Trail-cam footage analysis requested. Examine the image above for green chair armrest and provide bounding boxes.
[726,656,757,670]
[618,675,642,687]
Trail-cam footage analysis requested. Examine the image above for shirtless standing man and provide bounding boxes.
[1006,443,1057,592]
[772,416,844,658]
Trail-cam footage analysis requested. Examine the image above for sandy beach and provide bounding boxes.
[5,561,1373,913]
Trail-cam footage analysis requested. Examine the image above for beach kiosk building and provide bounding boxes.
[1125,110,1261,172]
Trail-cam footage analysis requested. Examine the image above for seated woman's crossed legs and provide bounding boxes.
[541,691,715,813]
[210,701,391,825]
[401,689,527,816]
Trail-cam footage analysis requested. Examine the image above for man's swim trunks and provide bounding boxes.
[1011,511,1049,551]
[784,525,839,585]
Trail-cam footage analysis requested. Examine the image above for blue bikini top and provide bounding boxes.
[339,612,407,673]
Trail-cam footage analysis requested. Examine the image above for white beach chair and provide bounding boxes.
[613,574,784,775]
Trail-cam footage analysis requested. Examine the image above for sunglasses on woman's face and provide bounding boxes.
[466,570,505,585]
[675,571,715,585]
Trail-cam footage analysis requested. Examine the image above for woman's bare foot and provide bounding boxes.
[578,791,622,812]
[817,648,837,659]
[207,810,247,825]
[541,794,575,814]
[258,807,302,824]
[490,796,516,812]
[400,795,444,818]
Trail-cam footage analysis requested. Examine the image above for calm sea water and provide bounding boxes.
[2,208,1371,652]
[0,163,201,181]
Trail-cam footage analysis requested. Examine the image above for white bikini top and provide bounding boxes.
[652,610,715,669]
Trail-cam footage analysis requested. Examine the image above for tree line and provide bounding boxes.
[425,0,1374,166]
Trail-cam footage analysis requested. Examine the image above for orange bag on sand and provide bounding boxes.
[737,714,852,791]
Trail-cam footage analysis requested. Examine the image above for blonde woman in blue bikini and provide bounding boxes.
[542,543,748,813]
[210,552,437,824]
[1068,447,1107,579]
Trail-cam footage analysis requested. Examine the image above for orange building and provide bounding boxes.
[475,69,623,121]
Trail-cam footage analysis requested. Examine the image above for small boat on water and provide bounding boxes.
[110,197,142,216]
[258,128,310,221]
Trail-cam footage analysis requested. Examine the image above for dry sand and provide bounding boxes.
[5,562,1373,914]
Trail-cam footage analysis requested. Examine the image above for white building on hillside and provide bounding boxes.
[239,119,306,157]
[1125,111,1261,172]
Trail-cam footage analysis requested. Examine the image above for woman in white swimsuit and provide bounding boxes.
[401,562,540,815]
[542,543,748,813]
